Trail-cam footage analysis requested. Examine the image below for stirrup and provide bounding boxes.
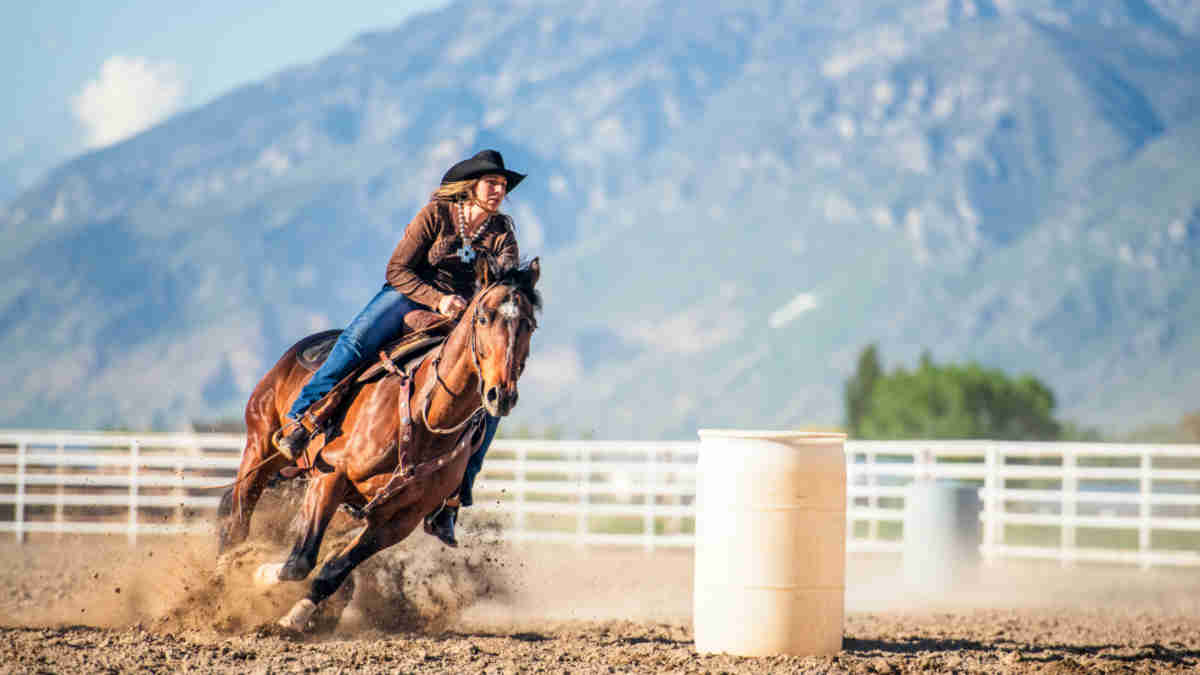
[272,419,313,461]
[423,499,459,548]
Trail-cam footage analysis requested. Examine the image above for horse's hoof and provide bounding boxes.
[278,598,316,632]
[254,562,285,587]
[337,605,365,630]
[214,554,232,579]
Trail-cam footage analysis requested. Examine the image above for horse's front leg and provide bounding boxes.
[256,470,348,585]
[278,507,425,631]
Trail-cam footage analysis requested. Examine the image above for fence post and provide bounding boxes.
[842,447,855,544]
[515,444,527,543]
[128,439,140,546]
[55,439,65,539]
[15,440,26,544]
[1061,446,1076,567]
[576,444,589,548]
[178,435,200,533]
[1139,448,1152,570]
[911,446,933,546]
[175,456,185,533]
[644,445,657,552]
[981,445,999,564]
[919,446,934,481]
[866,449,878,544]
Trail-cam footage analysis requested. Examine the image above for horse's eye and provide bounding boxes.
[478,313,489,326]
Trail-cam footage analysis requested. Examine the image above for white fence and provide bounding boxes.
[1,431,1198,568]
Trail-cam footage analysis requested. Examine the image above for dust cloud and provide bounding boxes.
[2,511,1199,636]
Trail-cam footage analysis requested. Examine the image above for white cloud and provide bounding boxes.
[256,147,291,175]
[72,56,185,149]
[768,292,819,329]
[1118,243,1134,264]
[870,206,895,230]
[548,174,568,195]
[591,116,634,155]
[49,191,67,223]
[823,192,858,223]
[483,107,510,128]
[834,115,856,140]
[1168,219,1186,242]
[873,80,895,106]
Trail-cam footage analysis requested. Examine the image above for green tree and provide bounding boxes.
[848,347,1061,440]
[844,344,882,438]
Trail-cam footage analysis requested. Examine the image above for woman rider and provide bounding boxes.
[275,149,526,547]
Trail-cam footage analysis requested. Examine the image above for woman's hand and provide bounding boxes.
[438,294,468,318]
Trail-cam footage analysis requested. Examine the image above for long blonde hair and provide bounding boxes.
[430,176,510,212]
[427,178,510,261]
[430,178,478,204]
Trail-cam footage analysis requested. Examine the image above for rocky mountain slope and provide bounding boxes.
[1,0,1197,436]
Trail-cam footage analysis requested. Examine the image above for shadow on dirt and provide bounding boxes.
[844,637,1200,667]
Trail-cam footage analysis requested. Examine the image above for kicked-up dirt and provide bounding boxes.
[1,510,1199,673]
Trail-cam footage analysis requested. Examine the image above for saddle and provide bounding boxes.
[297,310,452,440]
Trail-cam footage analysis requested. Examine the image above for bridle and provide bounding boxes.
[419,281,534,434]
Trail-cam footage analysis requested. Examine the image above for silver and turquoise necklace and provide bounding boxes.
[455,200,484,263]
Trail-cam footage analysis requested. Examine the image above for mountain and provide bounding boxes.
[1,0,1198,437]
[0,139,58,205]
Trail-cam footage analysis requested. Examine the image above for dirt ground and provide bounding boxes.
[2,511,1199,673]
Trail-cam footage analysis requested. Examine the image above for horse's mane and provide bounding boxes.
[473,254,542,312]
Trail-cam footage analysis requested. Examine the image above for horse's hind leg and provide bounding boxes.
[278,510,423,631]
[217,424,286,554]
[257,470,348,584]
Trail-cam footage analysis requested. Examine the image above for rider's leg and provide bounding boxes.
[426,414,500,546]
[459,414,500,508]
[277,285,424,458]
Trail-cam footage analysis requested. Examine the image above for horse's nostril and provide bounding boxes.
[487,387,499,403]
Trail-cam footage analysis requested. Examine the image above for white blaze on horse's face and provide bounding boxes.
[475,285,534,418]
[498,299,520,320]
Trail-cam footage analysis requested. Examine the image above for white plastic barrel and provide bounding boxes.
[693,430,846,657]
[903,479,982,592]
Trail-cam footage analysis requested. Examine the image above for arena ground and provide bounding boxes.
[2,512,1199,673]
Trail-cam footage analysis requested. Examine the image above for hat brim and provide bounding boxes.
[442,153,526,192]
[457,168,525,191]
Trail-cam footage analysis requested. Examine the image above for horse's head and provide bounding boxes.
[466,256,541,417]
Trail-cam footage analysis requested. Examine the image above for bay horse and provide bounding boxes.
[215,257,540,631]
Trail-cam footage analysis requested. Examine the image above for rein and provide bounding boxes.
[419,282,499,435]
[209,281,521,492]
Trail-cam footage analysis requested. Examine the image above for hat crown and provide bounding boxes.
[471,149,505,168]
[441,148,526,190]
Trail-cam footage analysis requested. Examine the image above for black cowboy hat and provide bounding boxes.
[441,149,526,191]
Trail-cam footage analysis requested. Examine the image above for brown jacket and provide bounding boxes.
[385,200,519,310]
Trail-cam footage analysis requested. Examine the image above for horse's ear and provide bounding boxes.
[526,257,540,288]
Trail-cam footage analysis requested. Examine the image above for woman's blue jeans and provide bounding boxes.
[288,283,498,504]
[288,284,423,418]
[459,414,499,507]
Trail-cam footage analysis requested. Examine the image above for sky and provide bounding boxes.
[1,0,449,192]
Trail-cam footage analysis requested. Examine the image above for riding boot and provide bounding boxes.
[273,423,312,461]
[423,501,459,548]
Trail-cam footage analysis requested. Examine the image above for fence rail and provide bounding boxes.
[1,431,1198,568]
